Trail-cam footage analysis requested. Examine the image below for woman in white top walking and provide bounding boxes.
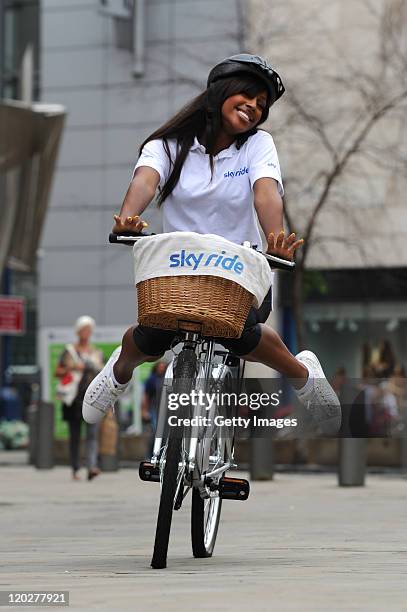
[82,54,341,434]
[56,316,104,480]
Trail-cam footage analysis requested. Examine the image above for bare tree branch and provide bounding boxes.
[288,93,339,164]
[301,87,407,263]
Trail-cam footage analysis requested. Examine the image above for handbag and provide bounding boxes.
[56,344,83,406]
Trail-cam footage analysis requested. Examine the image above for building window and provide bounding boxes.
[0,0,40,100]
[99,0,145,76]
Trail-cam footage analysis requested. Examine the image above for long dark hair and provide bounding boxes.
[139,74,271,205]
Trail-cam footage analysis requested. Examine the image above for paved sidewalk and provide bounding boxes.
[1,461,407,611]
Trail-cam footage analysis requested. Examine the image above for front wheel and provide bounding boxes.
[151,349,197,569]
[151,435,183,569]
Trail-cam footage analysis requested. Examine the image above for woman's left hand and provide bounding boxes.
[267,230,304,261]
[112,214,148,234]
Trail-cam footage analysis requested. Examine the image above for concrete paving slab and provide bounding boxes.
[1,463,407,611]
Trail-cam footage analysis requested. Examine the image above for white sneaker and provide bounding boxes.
[295,350,342,435]
[82,346,128,424]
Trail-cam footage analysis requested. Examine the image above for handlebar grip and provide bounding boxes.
[264,253,295,271]
[108,233,136,246]
[109,231,154,246]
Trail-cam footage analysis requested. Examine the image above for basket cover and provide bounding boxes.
[133,232,272,308]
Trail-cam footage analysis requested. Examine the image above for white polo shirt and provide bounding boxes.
[133,129,283,247]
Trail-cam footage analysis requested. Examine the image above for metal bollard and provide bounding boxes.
[246,374,274,481]
[100,454,119,471]
[27,402,38,465]
[338,438,366,486]
[250,436,274,481]
[337,382,367,486]
[35,401,54,469]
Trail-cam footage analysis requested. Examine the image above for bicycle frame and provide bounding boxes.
[109,230,295,567]
[151,331,241,499]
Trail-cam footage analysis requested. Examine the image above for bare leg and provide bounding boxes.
[242,324,308,387]
[114,325,305,385]
[113,326,161,384]
[242,324,341,435]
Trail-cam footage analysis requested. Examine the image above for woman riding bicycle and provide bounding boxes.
[82,53,341,434]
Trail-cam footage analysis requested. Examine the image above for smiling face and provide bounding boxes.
[220,90,268,136]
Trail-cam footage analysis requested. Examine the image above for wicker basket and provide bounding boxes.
[137,275,254,338]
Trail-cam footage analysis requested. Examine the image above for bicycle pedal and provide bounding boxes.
[219,476,250,501]
[139,461,160,483]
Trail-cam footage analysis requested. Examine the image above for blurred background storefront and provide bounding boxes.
[0,0,65,423]
[281,268,407,378]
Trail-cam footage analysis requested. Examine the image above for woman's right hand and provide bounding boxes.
[112,215,148,234]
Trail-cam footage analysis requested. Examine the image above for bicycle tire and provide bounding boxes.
[191,488,222,557]
[151,349,197,569]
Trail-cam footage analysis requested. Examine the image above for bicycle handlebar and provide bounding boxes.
[109,231,153,246]
[108,232,295,271]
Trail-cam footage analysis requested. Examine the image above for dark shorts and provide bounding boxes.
[133,288,272,358]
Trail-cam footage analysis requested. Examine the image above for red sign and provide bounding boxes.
[0,296,26,335]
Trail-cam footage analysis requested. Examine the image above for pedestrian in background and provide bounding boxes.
[371,339,396,379]
[55,316,104,481]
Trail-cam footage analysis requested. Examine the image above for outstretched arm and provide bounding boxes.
[112,166,160,233]
[253,177,284,238]
[253,177,303,260]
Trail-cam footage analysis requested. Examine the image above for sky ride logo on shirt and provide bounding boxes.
[169,250,244,275]
[223,166,249,178]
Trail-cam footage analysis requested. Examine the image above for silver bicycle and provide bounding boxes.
[109,231,294,569]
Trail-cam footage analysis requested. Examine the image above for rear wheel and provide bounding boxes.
[191,489,222,557]
[191,368,236,558]
[151,349,196,569]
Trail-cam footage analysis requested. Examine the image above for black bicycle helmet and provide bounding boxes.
[207,53,285,106]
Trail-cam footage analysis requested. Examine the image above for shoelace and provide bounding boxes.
[89,375,108,400]
[313,382,340,417]
[89,375,121,405]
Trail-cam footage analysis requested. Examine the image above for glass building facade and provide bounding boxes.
[1,0,40,99]
[1,0,40,369]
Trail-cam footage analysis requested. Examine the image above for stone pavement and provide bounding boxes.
[1,457,407,611]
